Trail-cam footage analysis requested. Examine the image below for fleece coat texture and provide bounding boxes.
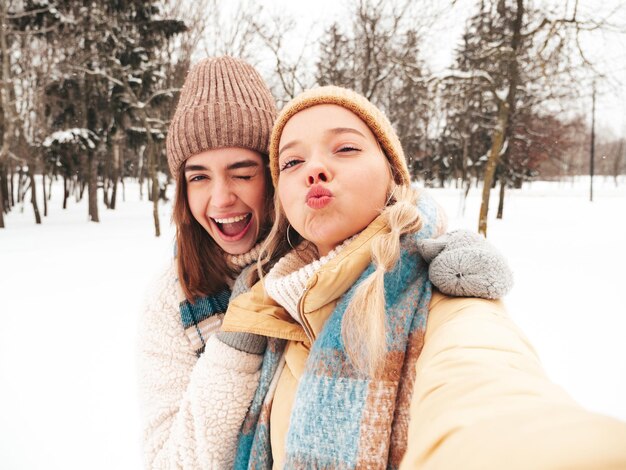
[138,263,262,469]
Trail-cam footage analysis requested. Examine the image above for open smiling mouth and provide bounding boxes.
[212,213,253,240]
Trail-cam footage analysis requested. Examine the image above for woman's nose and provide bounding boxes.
[307,171,328,185]
[210,179,236,208]
[306,157,331,185]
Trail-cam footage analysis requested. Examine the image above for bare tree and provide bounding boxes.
[315,0,439,177]
[435,0,624,236]
[0,1,59,227]
[252,13,315,103]
[0,0,16,228]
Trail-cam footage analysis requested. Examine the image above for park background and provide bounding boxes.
[1,0,625,469]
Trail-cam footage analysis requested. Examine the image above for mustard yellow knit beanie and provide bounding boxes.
[166,56,277,179]
[269,86,411,186]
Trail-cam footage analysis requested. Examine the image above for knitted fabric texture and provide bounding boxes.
[269,85,411,186]
[263,236,356,323]
[166,56,277,179]
[228,242,264,269]
[233,192,442,469]
[416,230,514,299]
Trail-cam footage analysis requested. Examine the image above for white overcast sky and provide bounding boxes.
[223,0,626,138]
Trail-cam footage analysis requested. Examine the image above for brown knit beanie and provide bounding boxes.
[166,56,277,179]
[269,86,411,186]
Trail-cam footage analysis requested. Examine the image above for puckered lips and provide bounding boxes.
[306,184,333,209]
[211,212,253,241]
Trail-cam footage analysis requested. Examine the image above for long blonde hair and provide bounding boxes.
[258,184,422,377]
[342,185,422,377]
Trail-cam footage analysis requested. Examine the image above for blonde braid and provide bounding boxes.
[341,185,422,377]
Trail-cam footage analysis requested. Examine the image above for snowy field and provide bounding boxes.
[1,177,625,469]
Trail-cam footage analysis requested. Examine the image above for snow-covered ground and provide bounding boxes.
[1,177,625,469]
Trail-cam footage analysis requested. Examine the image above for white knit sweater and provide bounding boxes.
[264,237,355,323]
[137,262,262,469]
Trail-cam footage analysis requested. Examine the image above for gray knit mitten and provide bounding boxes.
[416,230,513,300]
[215,265,267,355]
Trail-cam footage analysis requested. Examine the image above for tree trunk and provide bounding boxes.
[88,152,99,222]
[42,171,48,217]
[613,140,624,187]
[0,161,7,228]
[110,137,121,210]
[478,103,509,236]
[17,167,24,203]
[0,161,8,207]
[0,172,5,228]
[103,177,110,209]
[63,175,69,209]
[28,166,41,224]
[478,0,523,237]
[110,175,118,210]
[138,145,145,201]
[120,140,126,203]
[152,168,160,237]
[0,0,12,228]
[497,176,506,219]
[589,83,596,202]
[146,143,160,237]
[137,114,160,236]
[9,165,15,207]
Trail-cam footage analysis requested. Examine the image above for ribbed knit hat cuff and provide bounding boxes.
[269,86,411,187]
[166,56,277,180]
[166,102,274,178]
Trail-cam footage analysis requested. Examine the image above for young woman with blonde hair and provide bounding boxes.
[222,86,626,469]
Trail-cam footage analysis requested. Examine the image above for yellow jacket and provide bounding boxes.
[224,218,626,469]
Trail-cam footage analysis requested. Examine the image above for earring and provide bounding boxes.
[286,223,295,250]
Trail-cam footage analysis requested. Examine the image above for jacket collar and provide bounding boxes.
[222,215,388,341]
[300,215,387,315]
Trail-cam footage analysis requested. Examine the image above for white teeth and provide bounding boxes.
[213,214,248,224]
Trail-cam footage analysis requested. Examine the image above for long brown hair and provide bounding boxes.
[173,160,274,302]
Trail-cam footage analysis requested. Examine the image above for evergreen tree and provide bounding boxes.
[43,0,185,232]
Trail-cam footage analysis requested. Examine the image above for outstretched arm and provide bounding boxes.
[402,293,626,469]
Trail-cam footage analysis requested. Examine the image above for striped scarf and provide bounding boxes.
[179,242,263,356]
[179,288,231,356]
[234,192,441,469]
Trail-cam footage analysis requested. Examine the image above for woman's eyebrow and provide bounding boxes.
[184,160,259,173]
[227,160,260,170]
[278,127,366,157]
[326,127,366,138]
[278,141,299,158]
[184,164,208,172]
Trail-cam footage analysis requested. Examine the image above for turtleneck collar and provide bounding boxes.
[263,236,357,324]
[227,241,263,271]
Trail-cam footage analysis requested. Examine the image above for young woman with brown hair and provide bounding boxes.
[137,56,278,469]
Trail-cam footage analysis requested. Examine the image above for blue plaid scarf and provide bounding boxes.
[234,193,441,469]
[179,287,231,356]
